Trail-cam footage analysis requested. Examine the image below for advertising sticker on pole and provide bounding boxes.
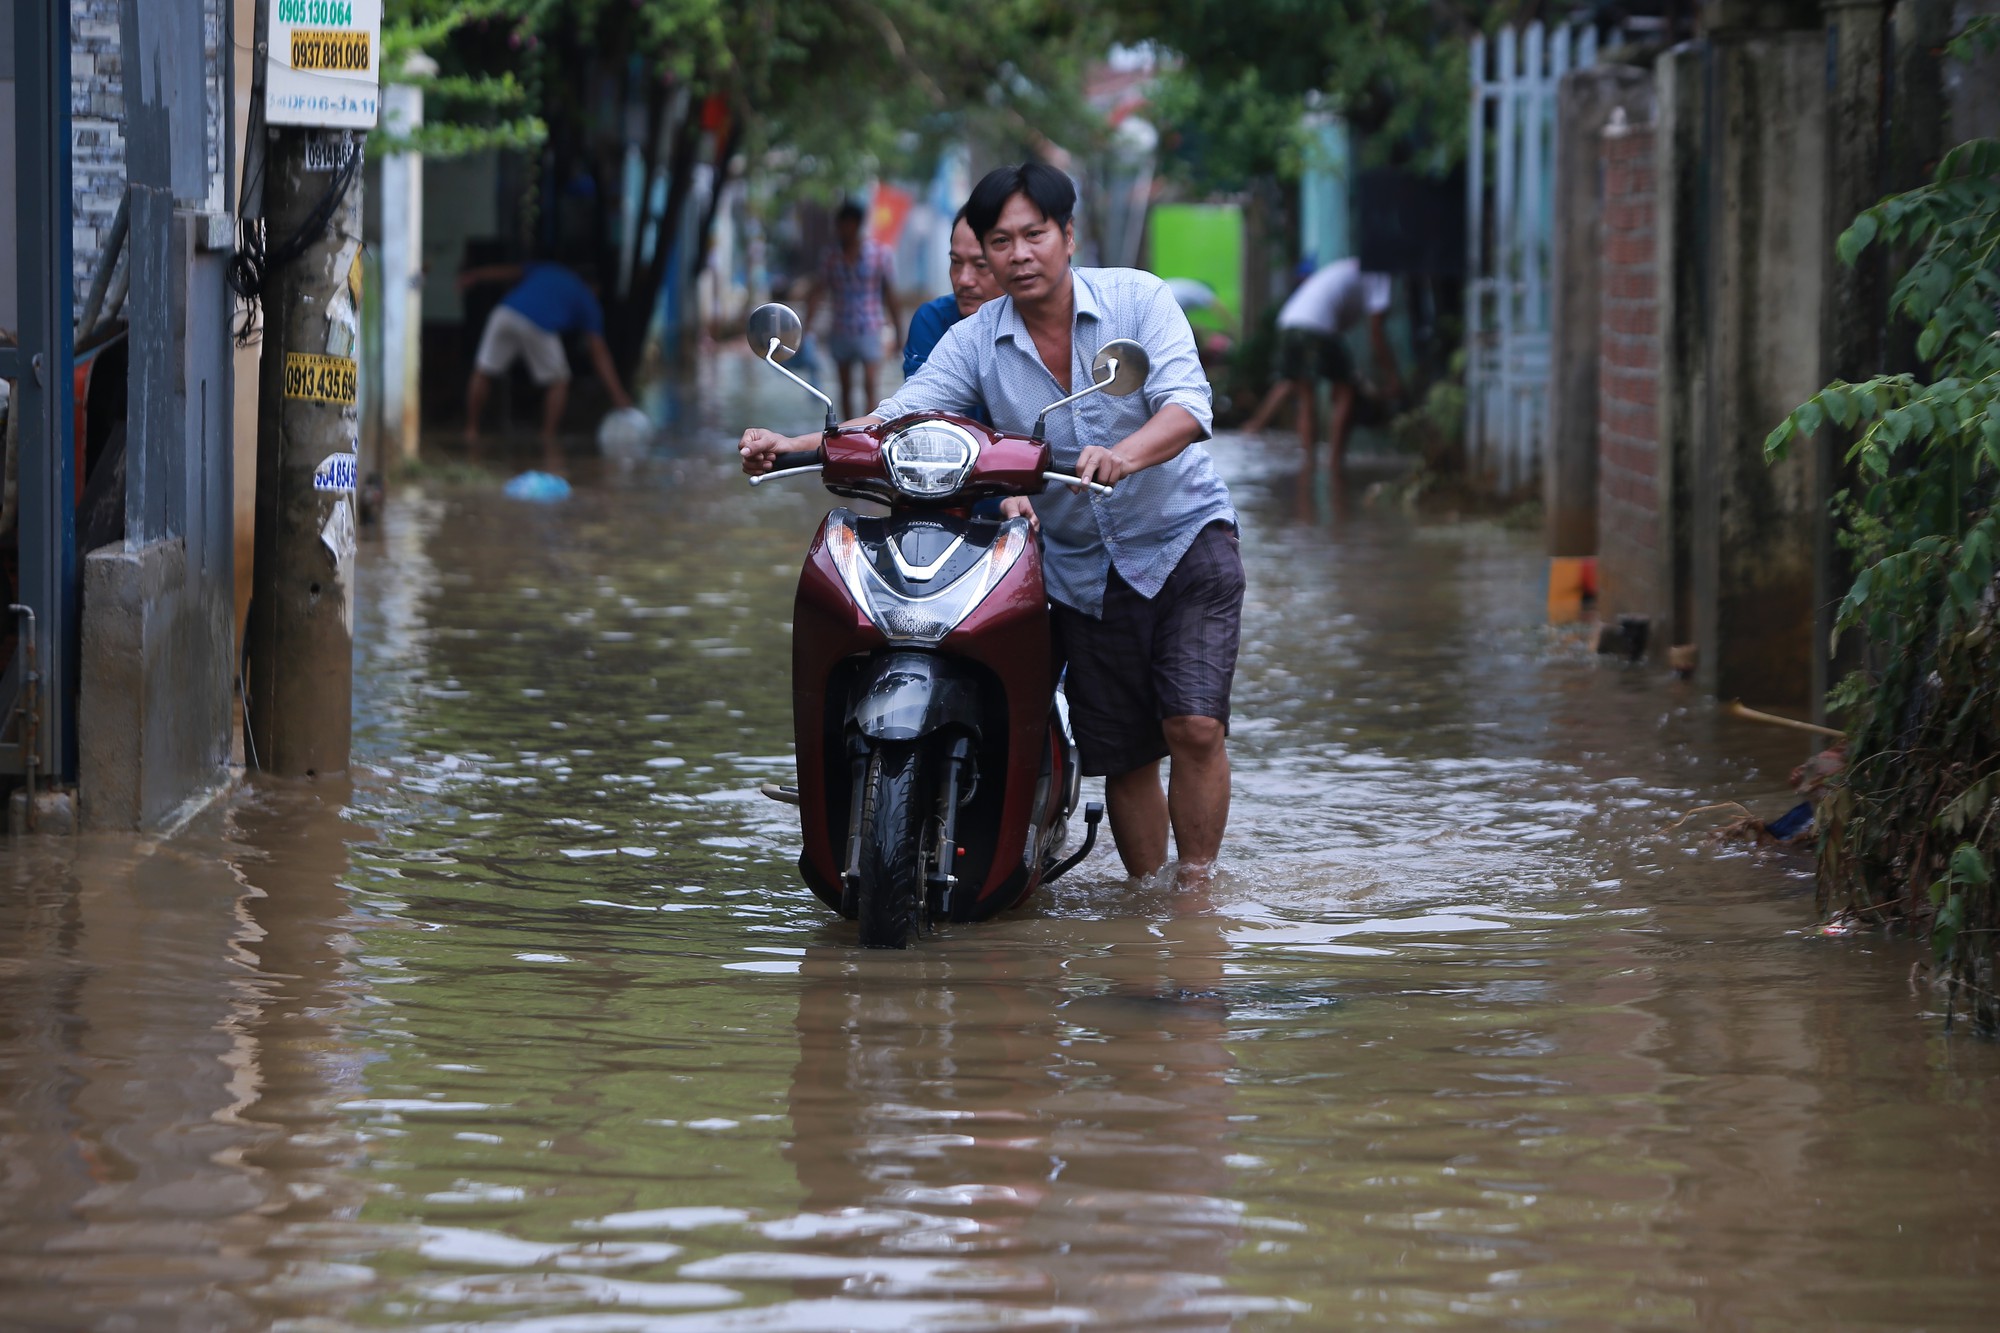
[266,0,382,129]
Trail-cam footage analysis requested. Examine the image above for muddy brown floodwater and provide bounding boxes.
[5,358,2000,1331]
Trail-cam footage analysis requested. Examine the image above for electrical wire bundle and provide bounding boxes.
[227,60,364,346]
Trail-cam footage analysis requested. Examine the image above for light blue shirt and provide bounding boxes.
[874,266,1235,617]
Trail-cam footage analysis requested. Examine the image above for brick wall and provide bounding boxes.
[72,0,126,317]
[67,1,230,319]
[1595,113,1662,626]
[202,0,228,215]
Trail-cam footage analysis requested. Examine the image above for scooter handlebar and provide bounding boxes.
[1041,470,1115,496]
[748,450,825,486]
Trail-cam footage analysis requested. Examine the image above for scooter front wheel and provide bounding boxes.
[856,740,929,949]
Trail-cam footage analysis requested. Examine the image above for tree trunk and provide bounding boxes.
[603,97,703,380]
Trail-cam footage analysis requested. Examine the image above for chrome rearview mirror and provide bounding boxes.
[744,302,834,430]
[1032,339,1154,440]
[1090,339,1150,396]
[746,302,804,362]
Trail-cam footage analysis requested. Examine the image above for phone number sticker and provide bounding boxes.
[276,0,355,22]
[313,451,358,493]
[291,29,371,71]
[284,353,357,404]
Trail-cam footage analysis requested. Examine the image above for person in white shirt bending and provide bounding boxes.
[1270,258,1403,482]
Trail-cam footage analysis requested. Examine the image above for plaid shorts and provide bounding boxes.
[1276,326,1356,385]
[1052,521,1246,778]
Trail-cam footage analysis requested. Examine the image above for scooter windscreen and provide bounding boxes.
[823,512,1031,645]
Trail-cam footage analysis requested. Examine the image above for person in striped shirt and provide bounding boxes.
[804,201,903,420]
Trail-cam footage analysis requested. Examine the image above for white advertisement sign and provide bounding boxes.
[265,0,382,130]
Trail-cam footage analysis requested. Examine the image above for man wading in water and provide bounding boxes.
[739,163,1244,881]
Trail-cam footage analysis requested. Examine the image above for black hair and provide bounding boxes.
[964,162,1075,241]
[835,200,866,227]
[951,203,971,231]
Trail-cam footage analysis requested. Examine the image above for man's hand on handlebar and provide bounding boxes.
[1000,497,1039,534]
[738,428,813,476]
[739,415,885,475]
[1072,445,1136,490]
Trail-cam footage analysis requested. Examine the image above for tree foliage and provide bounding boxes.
[382,1,546,158]
[383,0,1110,372]
[734,0,1110,195]
[1108,0,1489,192]
[396,0,1105,192]
[1765,133,2000,1027]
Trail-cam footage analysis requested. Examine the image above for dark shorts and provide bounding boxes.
[1276,326,1356,385]
[1052,521,1247,778]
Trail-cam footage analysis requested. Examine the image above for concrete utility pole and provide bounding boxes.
[245,128,364,778]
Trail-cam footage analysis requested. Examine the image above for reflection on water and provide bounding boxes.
[4,357,2000,1329]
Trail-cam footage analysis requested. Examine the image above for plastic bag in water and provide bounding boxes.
[596,407,654,464]
[504,470,571,502]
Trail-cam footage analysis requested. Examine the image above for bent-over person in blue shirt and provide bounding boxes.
[739,163,1243,882]
[460,260,635,473]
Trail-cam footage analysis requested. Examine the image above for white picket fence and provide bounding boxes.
[1465,21,1603,494]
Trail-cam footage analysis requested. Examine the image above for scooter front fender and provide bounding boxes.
[850,651,982,742]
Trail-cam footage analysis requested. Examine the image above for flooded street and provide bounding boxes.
[5,361,2000,1331]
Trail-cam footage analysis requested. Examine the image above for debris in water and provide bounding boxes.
[505,470,571,502]
[1790,744,1847,796]
[1664,799,1813,844]
[1764,801,1813,840]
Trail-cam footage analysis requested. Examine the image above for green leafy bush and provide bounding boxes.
[380,2,546,158]
[1765,136,2000,1026]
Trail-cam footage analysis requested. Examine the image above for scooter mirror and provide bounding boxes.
[1090,339,1150,396]
[746,303,804,363]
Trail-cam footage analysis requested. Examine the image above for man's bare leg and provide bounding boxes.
[1326,381,1355,508]
[1162,715,1230,876]
[836,361,857,420]
[1105,761,1170,879]
[539,378,569,473]
[1327,382,1356,471]
[861,360,879,417]
[1242,379,1294,434]
[465,370,493,454]
[1293,379,1318,474]
[1292,380,1320,520]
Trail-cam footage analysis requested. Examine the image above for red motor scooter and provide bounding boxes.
[741,302,1152,947]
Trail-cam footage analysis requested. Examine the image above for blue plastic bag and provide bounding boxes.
[504,470,571,502]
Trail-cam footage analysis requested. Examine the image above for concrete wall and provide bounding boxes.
[1654,45,1705,652]
[232,0,259,648]
[78,0,238,829]
[420,152,502,325]
[1546,65,1655,558]
[1544,5,1982,700]
[1949,1,2000,139]
[1693,31,1828,707]
[1595,114,1663,630]
[373,72,427,468]
[1814,1,1888,716]
[0,0,14,331]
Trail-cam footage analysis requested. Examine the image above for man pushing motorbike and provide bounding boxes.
[740,163,1244,882]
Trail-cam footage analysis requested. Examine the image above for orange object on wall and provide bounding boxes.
[870,184,913,249]
[1548,556,1598,623]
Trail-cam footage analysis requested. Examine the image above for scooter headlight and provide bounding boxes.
[882,421,977,497]
[826,515,1030,644]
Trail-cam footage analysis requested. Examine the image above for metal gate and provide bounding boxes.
[1465,21,1601,494]
[2,0,77,802]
